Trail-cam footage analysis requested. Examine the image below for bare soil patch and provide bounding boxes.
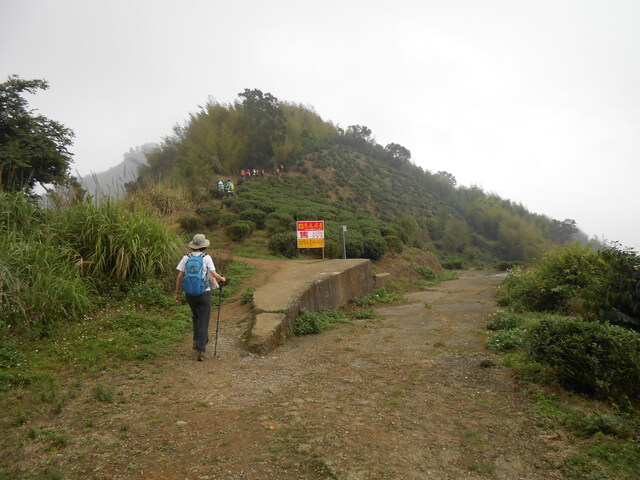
[3,268,575,479]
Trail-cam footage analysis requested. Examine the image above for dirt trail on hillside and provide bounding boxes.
[10,268,574,479]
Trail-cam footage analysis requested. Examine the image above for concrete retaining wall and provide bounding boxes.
[246,259,375,354]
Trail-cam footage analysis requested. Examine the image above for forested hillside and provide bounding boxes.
[133,88,585,266]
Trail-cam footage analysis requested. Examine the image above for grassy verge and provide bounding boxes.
[486,311,640,479]
[0,258,254,480]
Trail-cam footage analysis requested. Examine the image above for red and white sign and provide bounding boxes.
[297,221,325,248]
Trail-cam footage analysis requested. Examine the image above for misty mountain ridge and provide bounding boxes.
[78,143,156,198]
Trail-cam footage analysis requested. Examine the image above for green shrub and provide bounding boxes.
[487,312,525,331]
[526,317,640,405]
[195,206,221,226]
[126,280,173,309]
[0,233,93,336]
[178,215,205,232]
[225,220,254,242]
[583,244,640,331]
[0,337,25,369]
[122,182,191,216]
[350,308,378,319]
[363,234,387,260]
[241,287,255,305]
[353,288,404,307]
[293,308,348,335]
[487,328,526,352]
[219,211,238,226]
[416,265,437,281]
[239,208,267,229]
[268,232,298,258]
[265,211,295,234]
[384,235,403,254]
[497,245,600,313]
[324,239,342,259]
[345,231,365,258]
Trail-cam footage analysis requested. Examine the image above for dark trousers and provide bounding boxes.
[186,291,212,353]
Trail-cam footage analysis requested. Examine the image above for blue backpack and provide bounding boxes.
[182,254,208,296]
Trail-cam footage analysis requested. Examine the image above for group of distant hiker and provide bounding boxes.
[217,179,235,196]
[215,164,285,197]
[240,164,284,181]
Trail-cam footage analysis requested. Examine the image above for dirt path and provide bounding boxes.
[14,269,574,479]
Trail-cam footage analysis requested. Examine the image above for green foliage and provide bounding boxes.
[48,197,182,281]
[352,288,404,307]
[265,211,295,234]
[293,308,349,335]
[195,206,221,226]
[94,383,114,403]
[268,232,298,258]
[486,312,525,331]
[177,215,204,232]
[239,208,267,229]
[526,317,640,406]
[224,220,254,242]
[583,244,640,330]
[416,265,437,281]
[0,337,25,369]
[126,280,173,309]
[384,235,403,254]
[486,328,526,352]
[497,245,600,313]
[0,76,74,193]
[345,230,365,258]
[0,233,93,336]
[241,287,255,305]
[362,233,387,260]
[122,181,191,216]
[349,308,378,319]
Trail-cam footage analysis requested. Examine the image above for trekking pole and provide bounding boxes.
[213,281,224,357]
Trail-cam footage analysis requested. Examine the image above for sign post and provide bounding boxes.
[340,225,347,259]
[297,221,325,258]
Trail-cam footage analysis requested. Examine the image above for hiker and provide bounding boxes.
[225,179,235,196]
[240,169,246,178]
[217,180,224,191]
[174,234,226,361]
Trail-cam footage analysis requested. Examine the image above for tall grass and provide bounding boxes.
[48,197,182,281]
[1,192,183,337]
[0,192,93,336]
[121,181,192,216]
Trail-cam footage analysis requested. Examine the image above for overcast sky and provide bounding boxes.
[2,0,639,250]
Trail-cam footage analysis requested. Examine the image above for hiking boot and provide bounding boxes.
[192,340,197,350]
[197,352,205,362]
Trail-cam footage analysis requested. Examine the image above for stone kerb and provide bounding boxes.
[246,259,374,354]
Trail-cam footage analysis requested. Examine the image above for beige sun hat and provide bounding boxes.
[188,234,210,249]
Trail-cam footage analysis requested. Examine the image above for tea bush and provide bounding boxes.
[384,235,404,254]
[195,206,221,226]
[265,211,295,234]
[526,316,640,406]
[497,245,600,313]
[583,244,640,331]
[178,215,204,232]
[268,232,298,258]
[363,234,387,260]
[225,220,254,242]
[345,230,365,258]
[239,208,267,229]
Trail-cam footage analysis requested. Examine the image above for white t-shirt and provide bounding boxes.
[176,252,217,291]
